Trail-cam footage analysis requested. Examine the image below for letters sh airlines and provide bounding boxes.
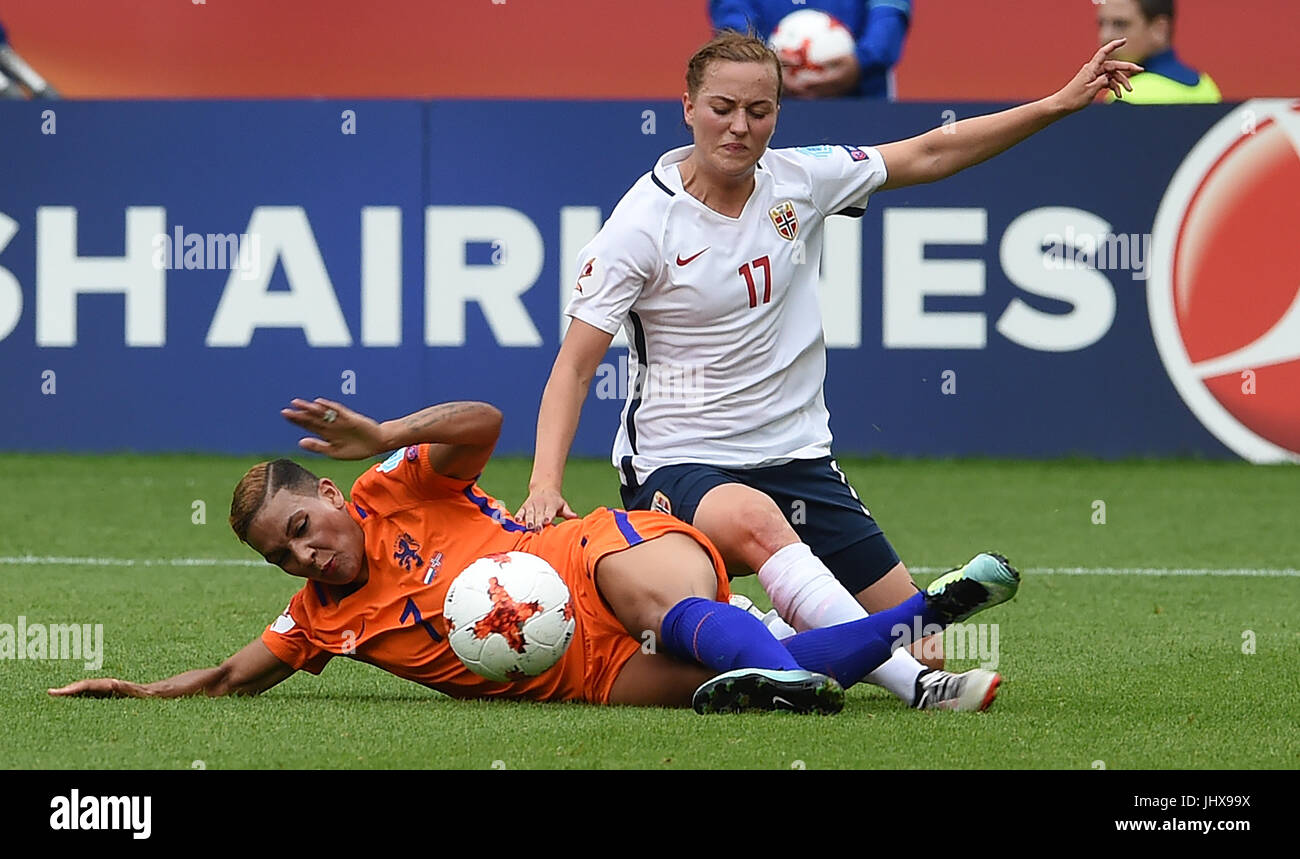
[0,204,1116,352]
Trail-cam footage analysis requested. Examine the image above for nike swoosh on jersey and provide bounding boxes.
[675,248,709,266]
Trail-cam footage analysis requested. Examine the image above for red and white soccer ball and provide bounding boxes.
[444,551,576,682]
[768,9,855,86]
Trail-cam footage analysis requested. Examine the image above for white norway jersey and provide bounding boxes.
[565,143,888,485]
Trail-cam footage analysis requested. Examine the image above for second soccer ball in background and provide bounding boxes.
[768,9,855,87]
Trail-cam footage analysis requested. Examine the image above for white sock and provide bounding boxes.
[756,542,925,703]
[756,542,867,631]
[864,648,926,703]
[760,609,798,640]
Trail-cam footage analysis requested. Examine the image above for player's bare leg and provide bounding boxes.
[693,483,950,697]
[694,484,879,631]
[692,484,800,577]
[595,531,843,714]
[607,650,714,707]
[594,529,726,706]
[857,562,945,671]
[690,484,944,670]
[594,532,719,645]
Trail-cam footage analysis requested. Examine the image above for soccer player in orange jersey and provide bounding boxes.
[49,398,1019,713]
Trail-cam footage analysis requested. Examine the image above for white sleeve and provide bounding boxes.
[563,210,660,336]
[788,144,889,217]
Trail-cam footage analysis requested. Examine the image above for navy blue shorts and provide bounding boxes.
[620,457,902,594]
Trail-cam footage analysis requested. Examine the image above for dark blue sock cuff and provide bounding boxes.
[661,596,802,673]
[660,596,715,663]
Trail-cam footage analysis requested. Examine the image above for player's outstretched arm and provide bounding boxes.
[876,38,1142,190]
[517,318,614,530]
[47,639,296,699]
[281,397,503,480]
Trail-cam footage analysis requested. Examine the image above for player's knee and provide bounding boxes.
[701,494,796,568]
[625,535,719,640]
[658,542,719,608]
[740,510,797,566]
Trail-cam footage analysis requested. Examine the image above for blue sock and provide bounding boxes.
[782,592,939,688]
[660,597,801,673]
[867,591,942,646]
[782,626,892,689]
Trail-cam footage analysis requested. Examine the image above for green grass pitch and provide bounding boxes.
[1,454,1296,769]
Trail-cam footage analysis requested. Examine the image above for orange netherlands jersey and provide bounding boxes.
[260,444,729,704]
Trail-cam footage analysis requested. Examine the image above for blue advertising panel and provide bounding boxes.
[3,99,1297,463]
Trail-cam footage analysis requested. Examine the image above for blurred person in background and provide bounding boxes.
[710,0,912,99]
[0,19,59,98]
[1097,0,1219,103]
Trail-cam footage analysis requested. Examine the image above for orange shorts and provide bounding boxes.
[520,507,731,704]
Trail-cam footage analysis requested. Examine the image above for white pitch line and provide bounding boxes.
[910,566,1299,577]
[0,555,263,568]
[0,556,1296,576]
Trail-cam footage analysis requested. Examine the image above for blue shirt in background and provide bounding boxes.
[709,0,913,99]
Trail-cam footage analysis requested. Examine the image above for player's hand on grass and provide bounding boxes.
[1054,38,1142,110]
[282,397,385,460]
[48,678,134,698]
[515,486,578,531]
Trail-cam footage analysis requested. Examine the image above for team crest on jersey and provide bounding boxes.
[840,145,869,162]
[651,491,672,516]
[393,532,424,572]
[575,256,599,294]
[769,200,799,241]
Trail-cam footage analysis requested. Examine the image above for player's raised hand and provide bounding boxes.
[1054,38,1142,111]
[48,678,132,698]
[515,486,578,532]
[787,54,860,99]
[282,397,386,460]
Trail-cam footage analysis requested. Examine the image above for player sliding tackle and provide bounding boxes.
[518,32,1140,707]
[49,399,1019,713]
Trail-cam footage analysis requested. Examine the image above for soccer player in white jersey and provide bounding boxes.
[517,31,1139,710]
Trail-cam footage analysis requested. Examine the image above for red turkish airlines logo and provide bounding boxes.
[1149,99,1300,463]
